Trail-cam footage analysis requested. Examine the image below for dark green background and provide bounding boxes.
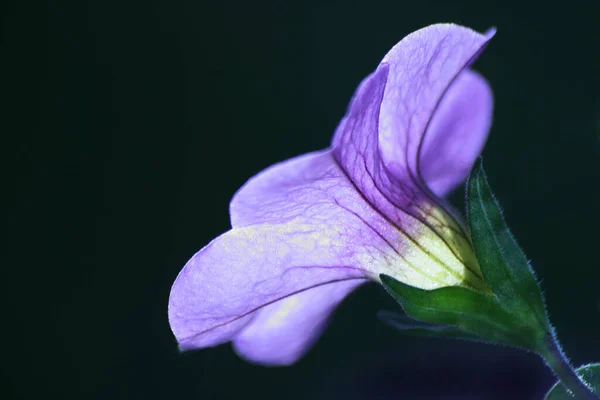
[4,1,599,399]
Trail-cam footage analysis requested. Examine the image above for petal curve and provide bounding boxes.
[229,150,349,228]
[232,279,364,365]
[419,70,493,196]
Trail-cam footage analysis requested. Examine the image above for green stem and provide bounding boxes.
[540,335,599,399]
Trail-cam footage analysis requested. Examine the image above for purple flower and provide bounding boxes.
[168,24,495,366]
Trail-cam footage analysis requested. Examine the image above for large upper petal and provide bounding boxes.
[377,24,494,192]
[332,24,493,213]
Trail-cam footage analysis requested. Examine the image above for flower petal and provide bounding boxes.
[229,150,348,228]
[168,223,368,351]
[331,64,401,224]
[378,24,494,190]
[232,279,365,365]
[419,70,493,197]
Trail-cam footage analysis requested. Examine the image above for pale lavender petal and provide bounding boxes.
[419,70,493,196]
[332,25,493,213]
[233,279,365,365]
[229,149,349,228]
[378,24,494,194]
[168,224,368,352]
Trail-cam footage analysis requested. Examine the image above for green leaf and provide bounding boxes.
[378,311,484,342]
[467,158,549,332]
[380,274,542,349]
[545,363,600,399]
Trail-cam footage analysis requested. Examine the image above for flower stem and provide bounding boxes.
[540,335,599,399]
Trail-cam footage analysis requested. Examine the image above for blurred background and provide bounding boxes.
[3,0,600,399]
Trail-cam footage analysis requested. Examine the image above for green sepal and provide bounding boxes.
[380,274,544,350]
[378,311,483,342]
[467,158,549,333]
[545,363,600,399]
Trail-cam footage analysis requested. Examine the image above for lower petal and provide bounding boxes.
[233,279,366,365]
[168,223,368,351]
